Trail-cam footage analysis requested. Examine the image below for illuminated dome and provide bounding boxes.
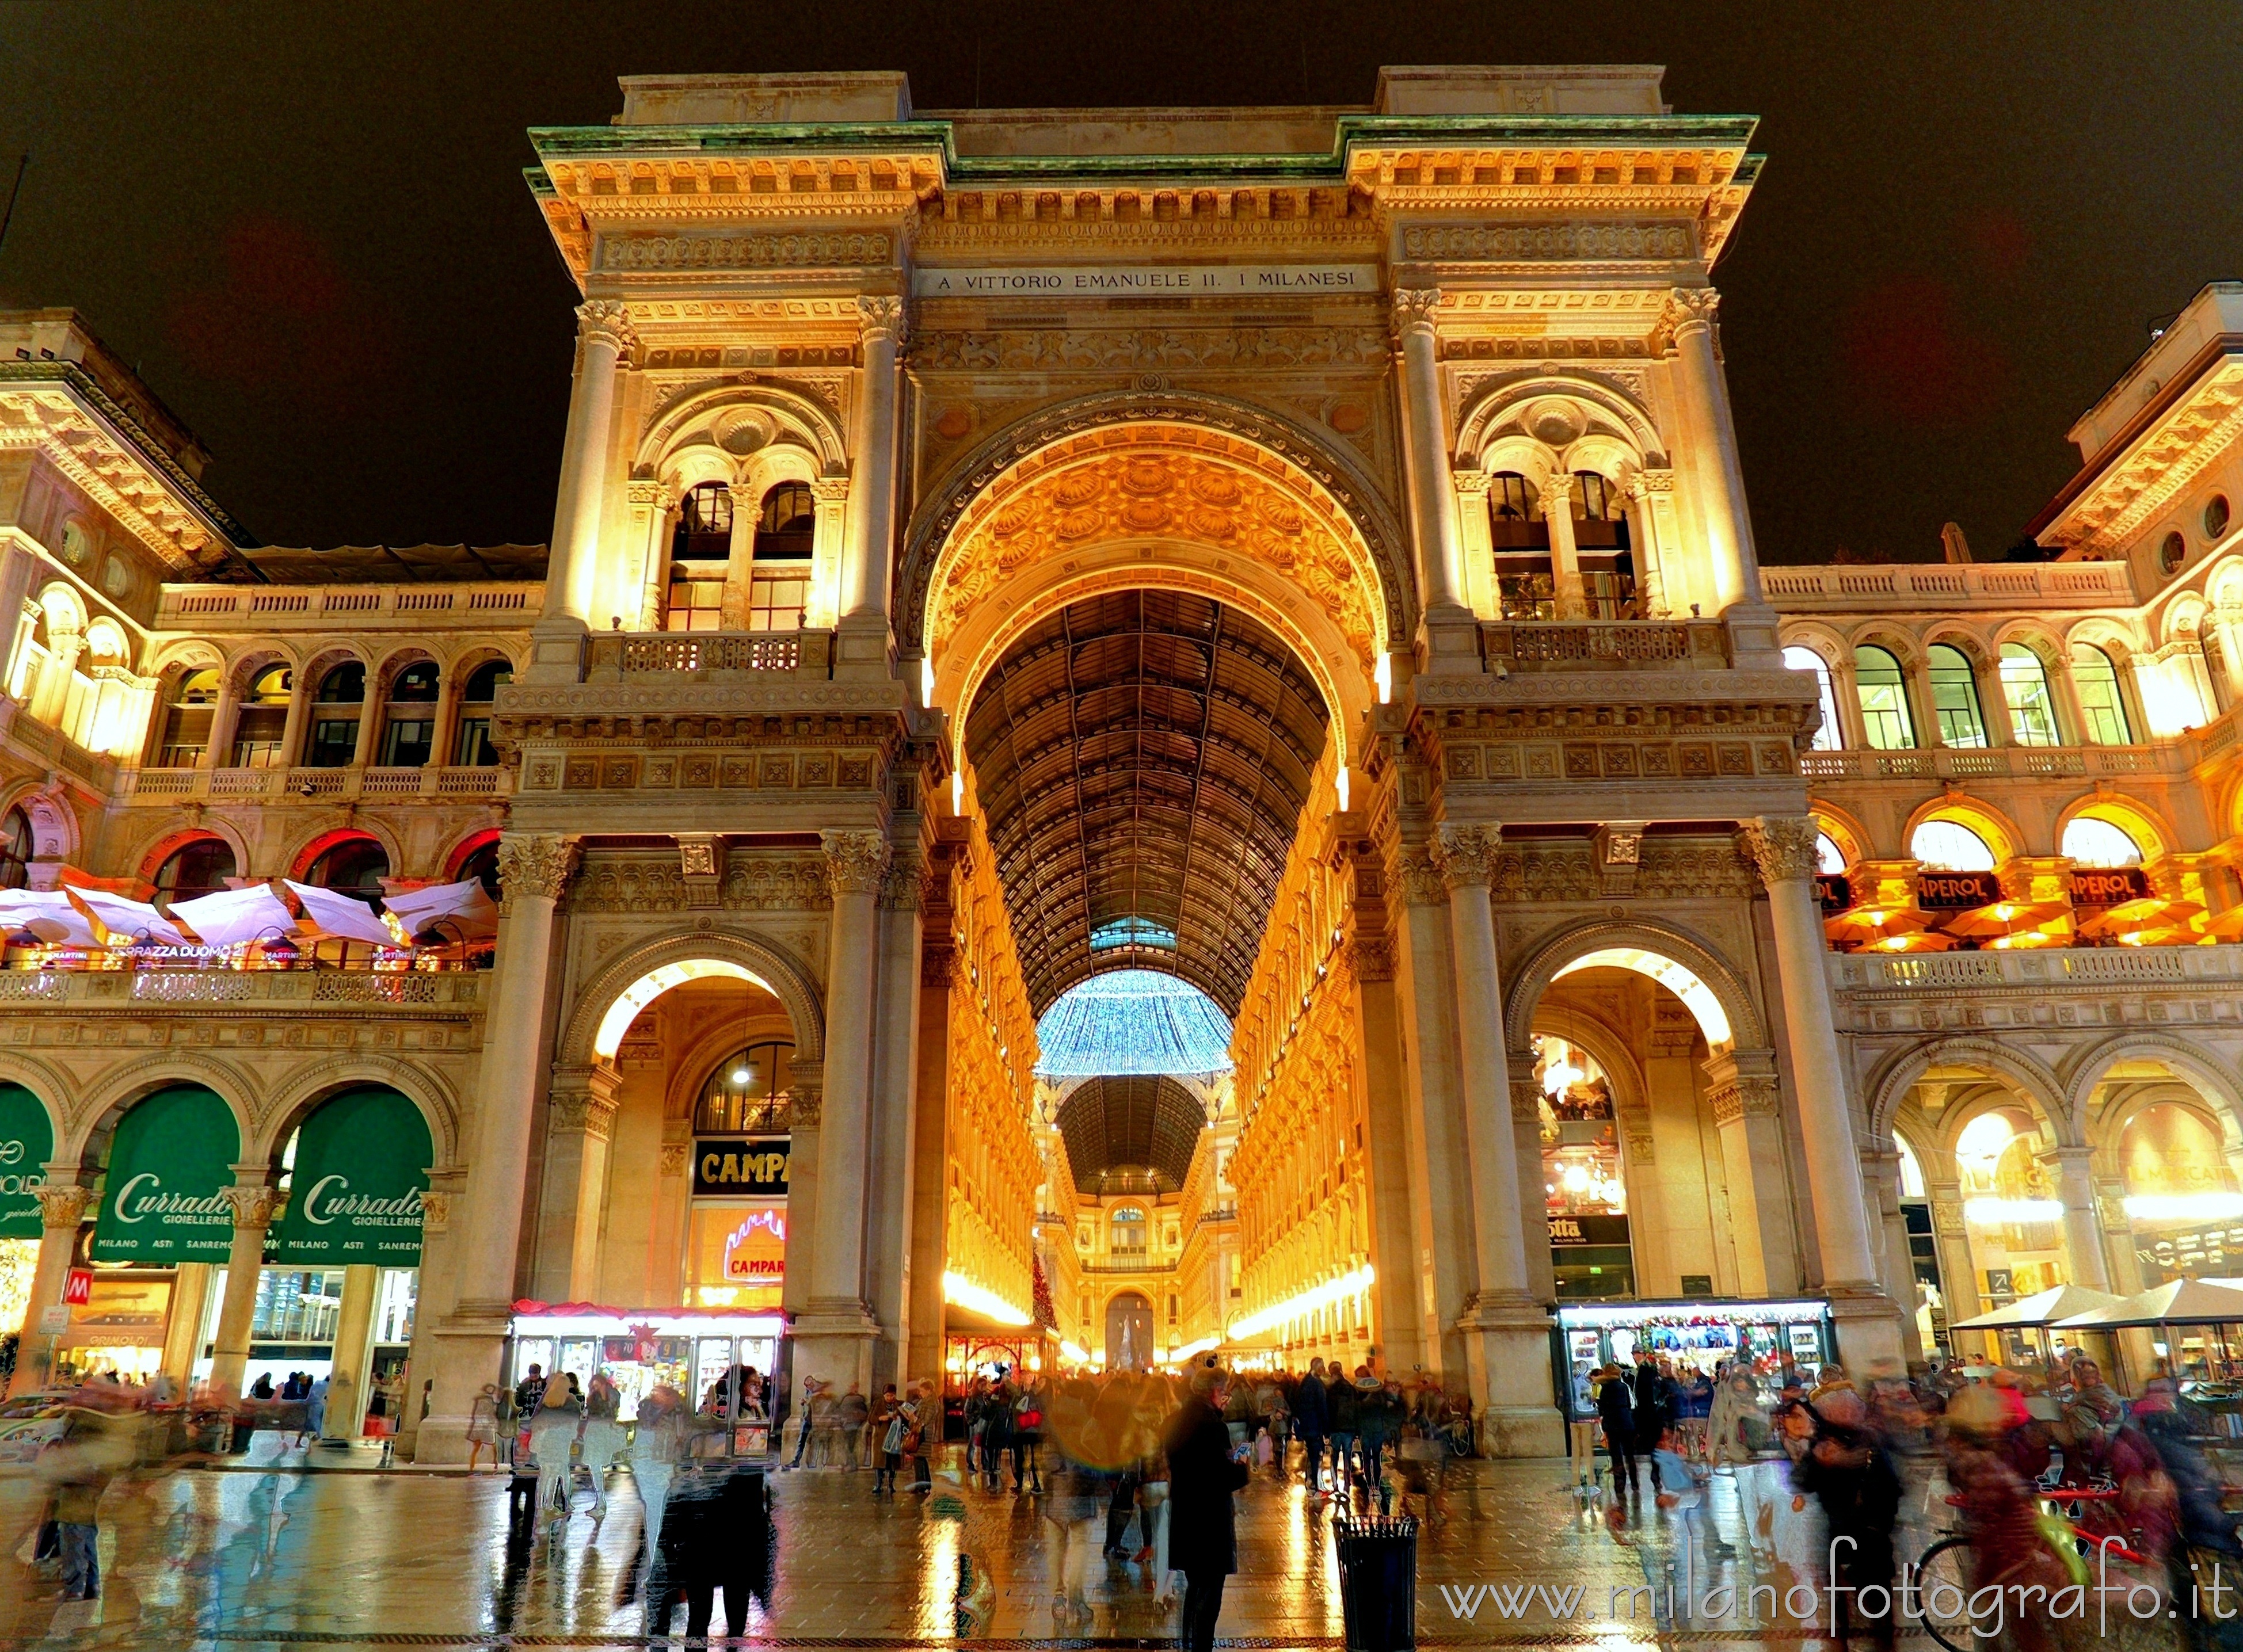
[1033,969,1234,1079]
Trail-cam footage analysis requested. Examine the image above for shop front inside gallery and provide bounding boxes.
[8,62,2243,1458]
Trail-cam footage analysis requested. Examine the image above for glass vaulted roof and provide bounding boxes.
[1033,968,1234,1079]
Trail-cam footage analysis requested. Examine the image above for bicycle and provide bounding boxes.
[1912,1485,2169,1652]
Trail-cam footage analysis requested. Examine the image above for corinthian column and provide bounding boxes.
[7,1183,91,1398]
[1738,816,1901,1363]
[795,829,885,1391]
[208,1181,281,1398]
[416,832,577,1460]
[837,295,905,674]
[1431,824,1560,1455]
[1542,473,1588,620]
[534,302,635,673]
[1392,288,1475,667]
[1663,288,1762,618]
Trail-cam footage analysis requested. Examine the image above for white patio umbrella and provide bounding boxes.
[0,890,102,948]
[283,880,401,947]
[166,883,303,948]
[67,887,197,948]
[379,876,498,943]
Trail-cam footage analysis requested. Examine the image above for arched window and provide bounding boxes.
[306,837,389,901]
[452,661,509,767]
[1571,472,1635,617]
[157,666,221,766]
[1784,646,1844,751]
[155,837,236,902]
[694,1041,796,1133]
[1927,643,1989,748]
[376,661,440,767]
[1109,1206,1149,1256]
[1998,643,2062,746]
[456,840,500,899]
[303,662,365,768]
[2070,643,2134,745]
[1853,644,1916,750]
[1909,818,1997,872]
[82,619,128,670]
[0,808,31,890]
[230,664,294,768]
[746,482,814,632]
[1487,472,1553,619]
[1815,832,1848,875]
[666,482,732,633]
[2061,816,2143,868]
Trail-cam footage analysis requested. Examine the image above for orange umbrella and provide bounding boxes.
[1861,930,1960,952]
[2077,898,2203,938]
[1825,906,1932,946]
[1940,900,2066,940]
[1985,929,2069,950]
[2204,906,2243,941]
[2105,926,2206,948]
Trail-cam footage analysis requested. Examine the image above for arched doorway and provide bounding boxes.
[1105,1291,1154,1372]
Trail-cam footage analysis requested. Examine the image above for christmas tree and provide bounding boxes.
[1031,1249,1057,1329]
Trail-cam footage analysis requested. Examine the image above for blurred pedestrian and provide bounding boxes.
[466,1383,502,1471]
[530,1374,584,1528]
[581,1372,625,1519]
[1166,1360,1250,1652]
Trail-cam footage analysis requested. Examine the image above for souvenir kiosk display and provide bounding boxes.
[507,1302,784,1455]
[1550,1298,1838,1424]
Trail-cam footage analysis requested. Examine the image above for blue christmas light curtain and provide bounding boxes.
[1033,969,1234,1079]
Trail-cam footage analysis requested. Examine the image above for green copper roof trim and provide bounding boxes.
[0,361,261,565]
[526,111,1762,186]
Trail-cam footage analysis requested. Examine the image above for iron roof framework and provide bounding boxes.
[964,589,1330,1021]
[1053,1075,1210,1196]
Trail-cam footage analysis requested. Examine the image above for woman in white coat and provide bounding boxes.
[529,1375,585,1528]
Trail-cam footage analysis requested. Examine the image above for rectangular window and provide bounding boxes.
[453,717,496,767]
[378,718,433,767]
[748,568,809,632]
[665,576,724,632]
[305,717,358,767]
[230,706,287,767]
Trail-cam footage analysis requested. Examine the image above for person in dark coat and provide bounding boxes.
[1294,1360,1330,1493]
[1789,1387,1899,1649]
[1595,1364,1639,1494]
[1164,1360,1251,1652]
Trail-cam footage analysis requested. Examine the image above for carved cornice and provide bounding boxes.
[31,1183,92,1230]
[1391,286,1442,341]
[577,299,639,353]
[498,834,581,906]
[821,829,889,896]
[1433,823,1504,890]
[220,1185,281,1231]
[1735,816,1819,888]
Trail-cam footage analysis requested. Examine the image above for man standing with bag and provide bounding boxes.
[1165,1359,1251,1652]
[1294,1359,1330,1495]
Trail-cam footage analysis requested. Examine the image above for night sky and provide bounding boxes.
[6,3,2239,563]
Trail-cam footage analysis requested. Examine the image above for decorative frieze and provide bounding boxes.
[568,855,832,914]
[1402,220,1695,262]
[600,231,894,272]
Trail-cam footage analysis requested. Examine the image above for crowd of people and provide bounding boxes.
[1574,1345,2243,1644]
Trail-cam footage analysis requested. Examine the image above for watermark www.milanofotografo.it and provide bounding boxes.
[1433,1539,2238,1638]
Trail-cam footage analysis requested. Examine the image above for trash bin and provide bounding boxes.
[1333,1513,1419,1652]
[229,1419,255,1454]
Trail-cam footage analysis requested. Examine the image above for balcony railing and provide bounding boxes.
[124,764,511,803]
[1478,619,1730,672]
[581,628,833,681]
[159,583,540,628]
[1761,560,2135,609]
[1830,941,2243,995]
[1800,743,2179,784]
[0,967,485,1011]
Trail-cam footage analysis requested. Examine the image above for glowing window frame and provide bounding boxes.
[593,959,781,1058]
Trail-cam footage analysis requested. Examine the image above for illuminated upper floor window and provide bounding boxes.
[1783,646,1843,751]
[2060,815,2142,868]
[1998,644,2062,747]
[2070,644,2133,745]
[1909,818,1996,872]
[1853,644,1916,750]
[1927,644,1989,749]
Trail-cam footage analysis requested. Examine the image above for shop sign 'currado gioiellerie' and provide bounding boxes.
[272,1087,433,1266]
[90,1085,240,1263]
[0,1083,54,1240]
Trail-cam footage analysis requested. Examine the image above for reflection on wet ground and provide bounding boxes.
[0,1440,1979,1650]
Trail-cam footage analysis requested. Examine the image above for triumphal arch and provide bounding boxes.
[444,62,1900,1458]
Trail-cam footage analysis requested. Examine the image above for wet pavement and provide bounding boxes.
[0,1439,2014,1650]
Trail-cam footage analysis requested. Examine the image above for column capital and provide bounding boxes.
[418,1191,453,1234]
[1662,285,1720,336]
[1735,815,1821,888]
[1389,285,1442,341]
[1537,471,1578,518]
[787,1074,824,1127]
[31,1182,91,1230]
[221,1184,281,1231]
[1451,467,1492,498]
[576,299,638,353]
[1394,841,1448,907]
[856,292,908,348]
[821,829,889,895]
[809,475,851,505]
[1433,823,1504,890]
[626,477,668,509]
[498,833,581,905]
[1507,1069,1544,1124]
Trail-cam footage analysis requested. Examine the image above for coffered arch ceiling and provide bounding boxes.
[1053,1075,1209,1196]
[963,588,1330,1018]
